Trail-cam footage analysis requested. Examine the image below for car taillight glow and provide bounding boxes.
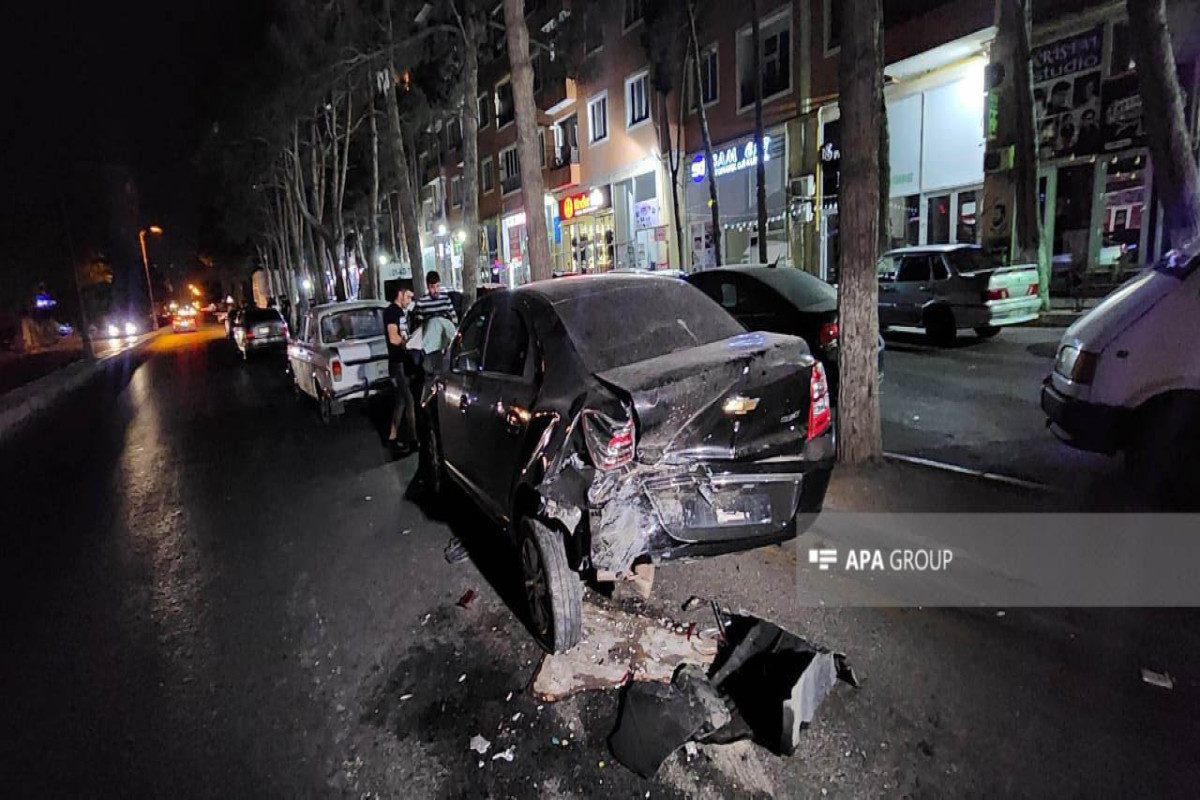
[819,322,839,348]
[985,287,1009,301]
[807,362,832,441]
[1027,283,1039,297]
[332,361,343,381]
[582,410,636,470]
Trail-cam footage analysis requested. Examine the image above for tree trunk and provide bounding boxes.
[1127,0,1200,246]
[364,94,381,300]
[836,0,884,465]
[751,0,768,263]
[687,0,722,267]
[384,63,429,297]
[460,17,482,306]
[503,0,552,282]
[877,21,891,255]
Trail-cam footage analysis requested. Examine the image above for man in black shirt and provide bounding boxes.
[384,283,417,455]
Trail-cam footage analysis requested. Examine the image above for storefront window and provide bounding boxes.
[1053,162,1095,295]
[956,190,978,244]
[927,194,951,244]
[887,195,919,249]
[1100,153,1146,274]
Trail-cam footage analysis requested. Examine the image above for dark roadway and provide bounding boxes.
[2,325,1199,797]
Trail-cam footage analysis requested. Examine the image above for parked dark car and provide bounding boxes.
[422,274,835,652]
[686,264,883,398]
[233,306,288,358]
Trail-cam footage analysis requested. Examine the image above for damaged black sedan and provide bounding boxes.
[422,274,835,652]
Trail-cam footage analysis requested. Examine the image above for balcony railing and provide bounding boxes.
[501,173,522,195]
[545,145,581,190]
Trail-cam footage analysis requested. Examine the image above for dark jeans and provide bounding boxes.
[389,359,417,443]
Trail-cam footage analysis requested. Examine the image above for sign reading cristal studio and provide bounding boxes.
[691,136,772,182]
[559,188,609,220]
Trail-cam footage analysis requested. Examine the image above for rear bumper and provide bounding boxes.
[1041,381,1125,454]
[244,336,287,351]
[332,374,393,401]
[584,436,836,573]
[963,297,1041,327]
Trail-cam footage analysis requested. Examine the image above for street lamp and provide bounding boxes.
[139,225,164,329]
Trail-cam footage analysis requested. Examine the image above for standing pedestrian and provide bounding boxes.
[384,282,417,456]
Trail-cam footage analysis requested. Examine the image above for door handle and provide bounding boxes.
[504,408,523,434]
[459,393,474,413]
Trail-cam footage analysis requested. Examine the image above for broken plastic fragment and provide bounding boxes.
[457,589,477,609]
[469,735,491,754]
[1141,668,1174,690]
[491,746,515,762]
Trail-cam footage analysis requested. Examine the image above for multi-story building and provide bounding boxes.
[410,0,1197,299]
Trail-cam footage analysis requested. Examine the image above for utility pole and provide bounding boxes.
[139,225,163,329]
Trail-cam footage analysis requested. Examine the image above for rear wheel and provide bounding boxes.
[974,325,1001,339]
[924,306,957,347]
[318,390,333,424]
[518,517,583,653]
[422,415,446,497]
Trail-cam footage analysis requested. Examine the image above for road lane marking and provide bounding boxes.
[883,452,1058,493]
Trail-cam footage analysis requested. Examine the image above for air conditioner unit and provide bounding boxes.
[791,174,816,197]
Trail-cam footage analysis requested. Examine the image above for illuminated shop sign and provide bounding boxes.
[690,135,772,182]
[559,188,609,220]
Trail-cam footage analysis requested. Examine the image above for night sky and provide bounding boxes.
[0,0,269,307]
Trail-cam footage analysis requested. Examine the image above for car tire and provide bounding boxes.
[924,306,957,346]
[318,390,333,424]
[974,325,1001,339]
[518,516,583,653]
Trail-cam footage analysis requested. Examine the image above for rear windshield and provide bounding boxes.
[749,268,837,312]
[944,248,997,274]
[552,279,743,373]
[244,308,283,324]
[321,308,384,343]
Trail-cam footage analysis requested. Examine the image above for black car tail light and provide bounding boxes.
[808,362,832,441]
[582,410,635,470]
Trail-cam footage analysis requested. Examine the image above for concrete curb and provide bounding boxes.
[0,330,164,446]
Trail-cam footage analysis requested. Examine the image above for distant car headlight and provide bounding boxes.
[1055,345,1098,384]
[124,321,137,336]
[107,324,119,337]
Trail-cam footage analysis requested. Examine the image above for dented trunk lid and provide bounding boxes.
[594,331,815,464]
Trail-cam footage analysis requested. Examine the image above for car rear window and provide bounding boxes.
[747,267,837,313]
[551,279,743,373]
[321,308,384,343]
[944,248,997,274]
[244,308,283,324]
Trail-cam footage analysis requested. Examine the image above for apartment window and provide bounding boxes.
[585,10,603,53]
[481,156,495,193]
[626,70,650,129]
[825,0,842,53]
[738,11,791,109]
[623,0,645,31]
[447,118,463,151]
[539,129,546,167]
[500,146,521,193]
[496,78,515,128]
[450,176,463,207]
[478,94,491,129]
[693,45,718,109]
[588,91,609,144]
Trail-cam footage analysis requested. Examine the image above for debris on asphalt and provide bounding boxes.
[456,589,477,609]
[444,536,470,564]
[458,673,466,683]
[531,602,717,702]
[491,746,515,762]
[401,528,411,536]
[398,693,414,701]
[469,734,491,755]
[1141,668,1174,690]
[607,611,858,776]
[681,596,705,612]
[608,664,731,778]
[505,691,513,702]
[420,613,431,626]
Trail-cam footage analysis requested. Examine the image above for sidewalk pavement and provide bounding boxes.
[0,329,165,446]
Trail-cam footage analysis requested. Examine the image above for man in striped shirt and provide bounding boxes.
[413,271,458,328]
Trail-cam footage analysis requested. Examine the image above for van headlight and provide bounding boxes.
[1055,345,1098,384]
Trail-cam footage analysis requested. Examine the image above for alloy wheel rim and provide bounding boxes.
[521,536,549,635]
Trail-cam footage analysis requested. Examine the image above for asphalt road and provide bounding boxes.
[879,325,1131,505]
[2,325,1198,797]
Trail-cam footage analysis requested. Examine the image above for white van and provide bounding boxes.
[1041,243,1200,504]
